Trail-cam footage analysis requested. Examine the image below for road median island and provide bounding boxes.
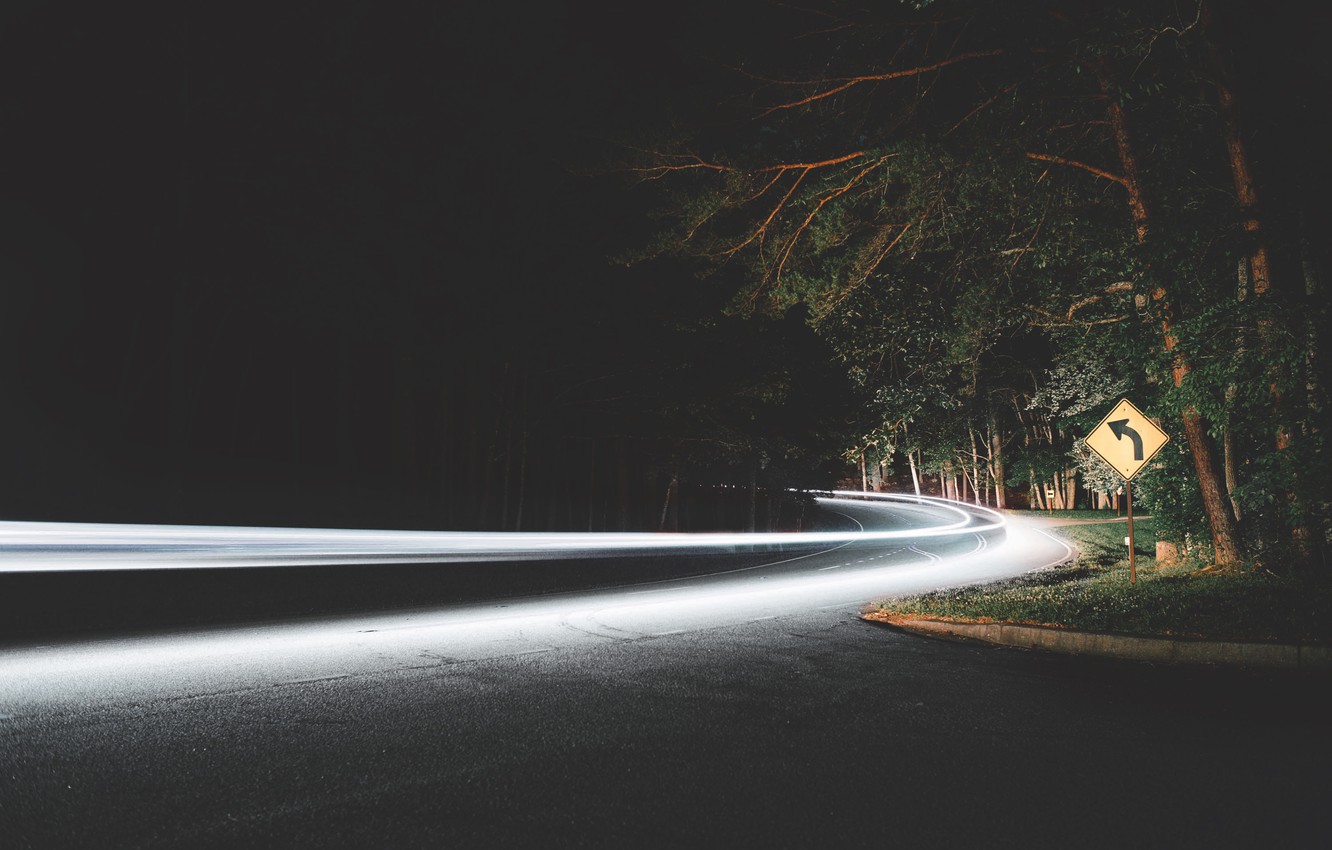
[863,512,1332,670]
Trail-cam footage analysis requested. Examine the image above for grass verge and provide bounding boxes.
[872,516,1332,644]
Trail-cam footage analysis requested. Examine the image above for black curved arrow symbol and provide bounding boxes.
[1109,419,1143,460]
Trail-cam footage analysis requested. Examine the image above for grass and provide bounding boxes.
[1027,508,1134,521]
[873,516,1332,644]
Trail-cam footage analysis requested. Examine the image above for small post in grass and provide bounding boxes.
[1126,479,1135,586]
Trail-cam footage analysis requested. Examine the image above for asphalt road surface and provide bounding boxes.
[2,497,1329,848]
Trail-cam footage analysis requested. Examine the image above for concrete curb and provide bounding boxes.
[863,614,1332,670]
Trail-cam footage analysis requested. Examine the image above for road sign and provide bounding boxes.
[1084,398,1169,481]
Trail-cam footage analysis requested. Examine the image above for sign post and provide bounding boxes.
[1126,479,1135,583]
[1084,398,1170,585]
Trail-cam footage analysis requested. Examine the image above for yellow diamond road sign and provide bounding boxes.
[1085,398,1170,480]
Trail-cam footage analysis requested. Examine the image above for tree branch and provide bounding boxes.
[1025,152,1128,188]
[758,50,1003,116]
[1027,296,1128,328]
[709,153,873,256]
[766,156,891,289]
[719,170,810,257]
[753,151,866,172]
[628,152,728,181]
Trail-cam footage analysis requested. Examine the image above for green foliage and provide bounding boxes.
[1133,432,1210,555]
[622,0,1329,559]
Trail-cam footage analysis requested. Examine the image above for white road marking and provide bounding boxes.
[1030,528,1077,569]
[908,545,942,563]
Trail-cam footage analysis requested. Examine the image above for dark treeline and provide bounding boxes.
[0,2,853,531]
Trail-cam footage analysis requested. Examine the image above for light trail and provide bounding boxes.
[0,507,1067,719]
[0,492,1004,573]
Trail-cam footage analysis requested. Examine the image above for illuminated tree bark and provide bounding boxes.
[1094,60,1242,569]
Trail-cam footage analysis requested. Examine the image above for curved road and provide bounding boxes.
[1,496,1328,847]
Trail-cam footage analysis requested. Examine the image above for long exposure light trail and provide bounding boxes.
[0,504,1067,721]
[0,492,1004,573]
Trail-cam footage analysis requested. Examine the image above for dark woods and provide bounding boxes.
[0,2,853,532]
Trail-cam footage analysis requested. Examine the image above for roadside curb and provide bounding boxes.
[862,613,1332,671]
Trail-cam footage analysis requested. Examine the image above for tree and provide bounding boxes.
[625,0,1327,568]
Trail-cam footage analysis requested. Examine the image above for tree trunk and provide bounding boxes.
[1224,256,1248,521]
[1182,410,1244,566]
[1299,213,1325,570]
[968,432,981,506]
[499,364,513,531]
[1203,2,1310,563]
[467,374,482,528]
[658,471,678,532]
[514,369,528,532]
[1095,57,1242,568]
[747,458,758,532]
[338,337,355,522]
[1223,421,1242,522]
[476,370,495,529]
[587,438,597,532]
[1303,211,1325,428]
[989,417,1007,509]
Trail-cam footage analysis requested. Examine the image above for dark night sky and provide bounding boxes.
[2,1,1328,527]
[0,0,801,526]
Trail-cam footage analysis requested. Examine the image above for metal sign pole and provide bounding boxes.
[1127,478,1135,586]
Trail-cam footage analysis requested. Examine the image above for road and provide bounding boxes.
[2,496,1329,848]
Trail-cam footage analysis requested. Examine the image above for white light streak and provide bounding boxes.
[0,513,1070,718]
[0,492,1004,573]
